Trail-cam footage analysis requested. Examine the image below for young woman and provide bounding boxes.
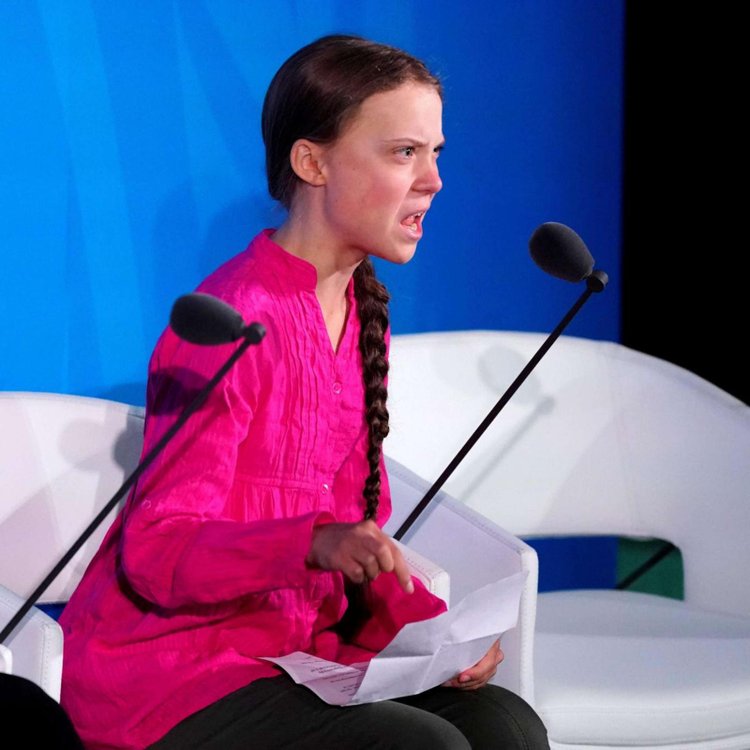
[59,34,549,749]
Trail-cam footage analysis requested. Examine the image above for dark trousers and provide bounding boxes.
[0,674,84,749]
[148,675,550,749]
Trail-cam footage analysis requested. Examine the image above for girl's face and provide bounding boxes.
[316,81,444,265]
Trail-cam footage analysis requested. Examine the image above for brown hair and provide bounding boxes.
[262,35,441,524]
[262,34,442,210]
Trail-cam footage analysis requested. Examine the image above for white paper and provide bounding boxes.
[261,571,525,706]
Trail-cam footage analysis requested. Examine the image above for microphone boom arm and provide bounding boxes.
[393,270,608,541]
[0,324,265,645]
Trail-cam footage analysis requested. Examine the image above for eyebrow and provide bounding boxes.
[382,137,447,148]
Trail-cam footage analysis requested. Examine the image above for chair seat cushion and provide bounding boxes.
[534,590,750,748]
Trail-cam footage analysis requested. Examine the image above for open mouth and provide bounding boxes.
[402,211,425,232]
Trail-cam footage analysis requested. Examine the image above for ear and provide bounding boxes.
[289,139,327,187]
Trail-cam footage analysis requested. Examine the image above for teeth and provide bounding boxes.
[404,212,423,232]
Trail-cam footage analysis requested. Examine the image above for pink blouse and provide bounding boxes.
[59,230,446,750]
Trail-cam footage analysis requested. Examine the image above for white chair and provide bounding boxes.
[0,390,537,707]
[386,330,750,750]
[0,585,63,700]
[0,392,145,700]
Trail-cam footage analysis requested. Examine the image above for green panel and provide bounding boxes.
[616,538,684,600]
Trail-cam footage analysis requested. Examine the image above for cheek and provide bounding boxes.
[329,163,372,210]
[359,175,408,214]
[326,157,407,218]
[336,177,389,218]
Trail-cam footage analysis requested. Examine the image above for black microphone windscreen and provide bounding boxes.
[529,222,594,282]
[169,293,246,345]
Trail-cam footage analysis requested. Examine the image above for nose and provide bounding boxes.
[416,156,442,196]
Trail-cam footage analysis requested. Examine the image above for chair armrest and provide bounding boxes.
[384,455,539,706]
[0,585,63,701]
[395,540,451,604]
[0,644,11,674]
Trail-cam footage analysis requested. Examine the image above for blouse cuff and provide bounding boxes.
[287,510,337,586]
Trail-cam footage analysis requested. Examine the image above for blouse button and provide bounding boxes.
[332,382,343,395]
[321,483,330,495]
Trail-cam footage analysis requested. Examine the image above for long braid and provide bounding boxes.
[353,258,391,521]
[335,258,390,640]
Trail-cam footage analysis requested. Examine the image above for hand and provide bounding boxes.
[306,520,414,594]
[442,639,504,690]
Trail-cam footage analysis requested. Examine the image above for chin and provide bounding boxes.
[397,248,418,264]
[373,241,419,266]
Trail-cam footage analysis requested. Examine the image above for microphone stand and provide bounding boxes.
[394,270,608,541]
[0,323,265,646]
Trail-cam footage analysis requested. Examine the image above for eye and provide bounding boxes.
[397,145,416,158]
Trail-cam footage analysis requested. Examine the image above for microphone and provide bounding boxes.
[170,293,265,345]
[393,222,608,541]
[0,294,266,645]
[529,221,593,281]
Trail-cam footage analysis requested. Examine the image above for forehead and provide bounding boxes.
[341,82,443,139]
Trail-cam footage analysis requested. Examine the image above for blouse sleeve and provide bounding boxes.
[119,327,333,610]
[350,574,448,653]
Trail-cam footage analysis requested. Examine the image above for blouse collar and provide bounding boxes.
[254,228,356,304]
[254,228,320,292]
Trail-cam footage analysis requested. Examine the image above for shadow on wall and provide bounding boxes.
[100,383,147,407]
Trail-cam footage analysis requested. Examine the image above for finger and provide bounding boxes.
[372,541,395,574]
[357,523,413,594]
[360,526,398,573]
[455,679,488,691]
[361,554,381,581]
[390,545,414,594]
[445,675,483,691]
[460,665,496,687]
[457,659,495,685]
[466,667,496,685]
[346,564,366,584]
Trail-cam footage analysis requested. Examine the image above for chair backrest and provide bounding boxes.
[0,391,145,604]
[383,457,538,702]
[386,331,750,616]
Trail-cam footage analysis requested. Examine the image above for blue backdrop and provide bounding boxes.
[1,1,625,591]
[1,0,623,403]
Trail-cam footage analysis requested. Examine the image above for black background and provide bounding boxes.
[621,4,745,405]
